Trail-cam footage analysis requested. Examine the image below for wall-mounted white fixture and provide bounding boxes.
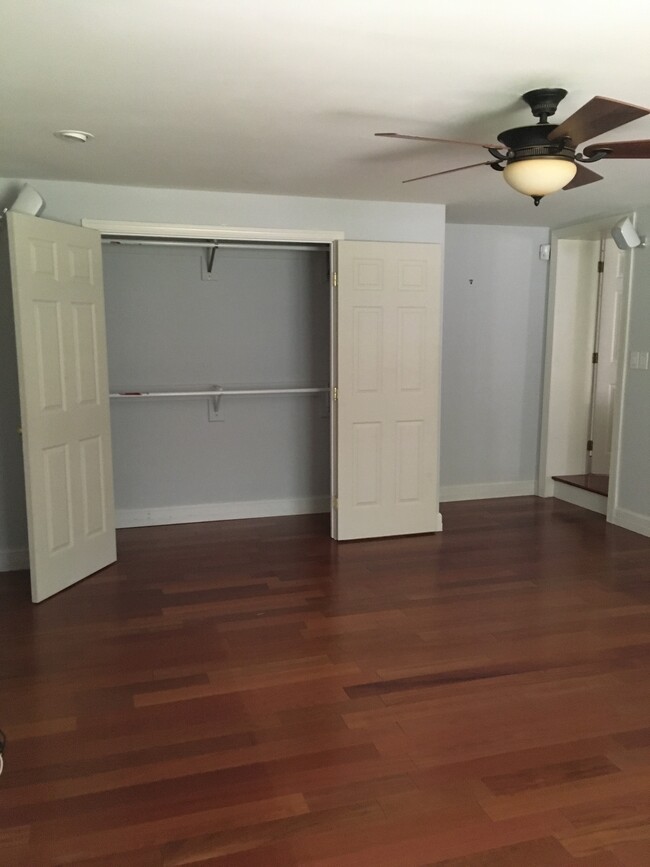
[2,183,45,218]
[611,217,645,250]
[54,130,94,143]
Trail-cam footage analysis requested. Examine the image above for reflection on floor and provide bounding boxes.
[552,473,609,496]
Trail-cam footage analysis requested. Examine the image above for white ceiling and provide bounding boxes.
[3,0,650,227]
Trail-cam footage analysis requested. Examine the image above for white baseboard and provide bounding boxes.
[116,496,330,529]
[610,506,650,538]
[538,476,556,498]
[552,480,608,515]
[440,480,536,503]
[0,548,29,572]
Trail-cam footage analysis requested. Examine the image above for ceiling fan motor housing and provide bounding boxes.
[497,124,575,163]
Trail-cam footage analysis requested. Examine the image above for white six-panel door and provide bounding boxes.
[592,238,625,475]
[334,240,442,540]
[8,213,116,603]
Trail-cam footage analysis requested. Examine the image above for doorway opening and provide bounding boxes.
[538,214,634,518]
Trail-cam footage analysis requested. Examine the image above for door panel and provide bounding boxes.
[72,302,101,405]
[8,212,116,602]
[592,239,624,475]
[335,240,442,540]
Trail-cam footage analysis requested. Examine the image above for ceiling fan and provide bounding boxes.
[376,88,650,205]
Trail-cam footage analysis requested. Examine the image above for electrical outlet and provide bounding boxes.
[639,351,649,371]
[630,350,640,370]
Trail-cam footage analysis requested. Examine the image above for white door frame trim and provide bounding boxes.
[81,219,344,245]
[537,211,635,530]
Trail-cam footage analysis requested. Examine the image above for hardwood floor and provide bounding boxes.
[1,497,649,865]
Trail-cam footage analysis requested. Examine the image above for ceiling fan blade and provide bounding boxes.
[402,161,492,184]
[376,132,499,149]
[548,96,649,145]
[563,163,603,191]
[583,139,650,159]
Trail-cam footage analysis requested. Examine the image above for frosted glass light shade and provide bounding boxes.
[503,158,577,196]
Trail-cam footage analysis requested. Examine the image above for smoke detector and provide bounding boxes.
[54,130,94,143]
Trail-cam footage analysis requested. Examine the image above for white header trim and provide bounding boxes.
[81,219,344,244]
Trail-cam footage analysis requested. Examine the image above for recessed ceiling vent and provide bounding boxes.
[54,130,94,143]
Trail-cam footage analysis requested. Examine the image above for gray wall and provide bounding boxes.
[104,244,331,511]
[0,234,27,564]
[616,206,650,521]
[441,224,550,491]
[0,178,447,243]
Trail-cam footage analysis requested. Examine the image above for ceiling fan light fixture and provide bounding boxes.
[502,157,577,199]
[379,88,650,206]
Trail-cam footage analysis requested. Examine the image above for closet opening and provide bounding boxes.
[100,234,334,533]
[7,212,443,600]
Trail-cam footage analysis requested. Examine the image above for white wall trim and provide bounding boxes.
[610,506,650,538]
[537,233,561,498]
[116,496,330,529]
[440,480,536,503]
[552,480,607,515]
[606,215,637,524]
[0,548,29,572]
[81,219,344,244]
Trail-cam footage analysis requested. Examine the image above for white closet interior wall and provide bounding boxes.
[103,243,331,526]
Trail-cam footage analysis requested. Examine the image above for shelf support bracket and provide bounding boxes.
[206,244,218,275]
[212,386,223,415]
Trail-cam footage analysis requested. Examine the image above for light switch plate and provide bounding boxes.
[630,351,640,370]
[639,351,649,371]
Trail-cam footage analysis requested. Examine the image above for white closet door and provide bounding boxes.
[7,213,116,603]
[592,239,625,475]
[334,240,442,540]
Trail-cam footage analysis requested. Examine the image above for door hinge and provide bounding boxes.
[332,496,338,510]
[597,260,604,273]
[592,352,599,364]
[332,271,338,288]
[587,439,594,452]
[332,386,338,402]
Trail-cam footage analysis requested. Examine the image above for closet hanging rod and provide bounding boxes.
[109,387,330,398]
[102,239,326,252]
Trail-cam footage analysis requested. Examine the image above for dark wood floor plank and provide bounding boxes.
[1,498,649,864]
